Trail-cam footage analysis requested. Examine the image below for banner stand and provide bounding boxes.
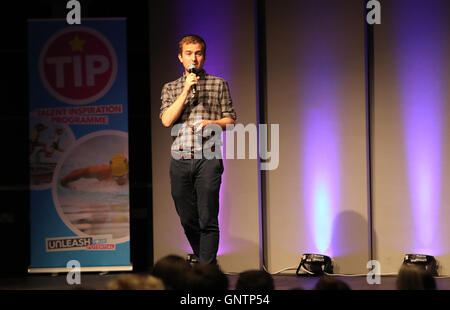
[28,264,132,274]
[28,19,131,272]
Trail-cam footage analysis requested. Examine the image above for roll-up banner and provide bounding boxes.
[28,19,131,273]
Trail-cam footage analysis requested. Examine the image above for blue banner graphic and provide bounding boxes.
[28,19,130,271]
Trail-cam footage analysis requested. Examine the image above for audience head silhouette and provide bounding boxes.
[106,273,165,290]
[151,254,192,290]
[235,270,274,290]
[396,264,436,290]
[185,263,229,290]
[314,276,351,290]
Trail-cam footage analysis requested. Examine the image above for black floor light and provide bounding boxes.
[296,253,333,276]
[402,254,438,276]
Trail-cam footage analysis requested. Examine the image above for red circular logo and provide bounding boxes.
[40,27,117,105]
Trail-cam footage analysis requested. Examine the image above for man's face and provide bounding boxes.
[178,43,205,73]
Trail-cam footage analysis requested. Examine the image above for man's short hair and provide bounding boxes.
[178,34,206,55]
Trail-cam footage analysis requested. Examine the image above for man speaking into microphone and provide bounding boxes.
[159,34,236,264]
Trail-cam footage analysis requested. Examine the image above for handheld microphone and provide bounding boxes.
[188,63,197,94]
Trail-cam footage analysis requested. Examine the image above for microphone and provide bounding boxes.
[188,63,197,94]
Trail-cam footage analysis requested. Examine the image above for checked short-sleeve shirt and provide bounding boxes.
[160,70,237,154]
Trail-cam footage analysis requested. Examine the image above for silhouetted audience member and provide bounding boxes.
[151,254,192,290]
[396,264,436,290]
[106,273,165,290]
[70,285,96,290]
[185,263,229,290]
[314,276,351,290]
[422,270,437,290]
[235,270,274,290]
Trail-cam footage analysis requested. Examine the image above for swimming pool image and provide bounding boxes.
[52,130,130,243]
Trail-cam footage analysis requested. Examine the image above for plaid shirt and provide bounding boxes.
[160,70,237,154]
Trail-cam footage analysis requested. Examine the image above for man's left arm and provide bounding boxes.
[198,80,236,130]
[199,117,235,130]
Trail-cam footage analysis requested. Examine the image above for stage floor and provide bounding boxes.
[1,273,450,290]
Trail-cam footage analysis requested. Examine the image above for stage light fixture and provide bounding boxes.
[402,254,438,276]
[296,253,333,276]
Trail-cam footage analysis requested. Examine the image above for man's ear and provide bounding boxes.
[178,53,183,63]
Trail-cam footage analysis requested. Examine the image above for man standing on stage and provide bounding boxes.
[160,34,236,264]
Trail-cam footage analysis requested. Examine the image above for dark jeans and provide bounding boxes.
[170,158,224,264]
